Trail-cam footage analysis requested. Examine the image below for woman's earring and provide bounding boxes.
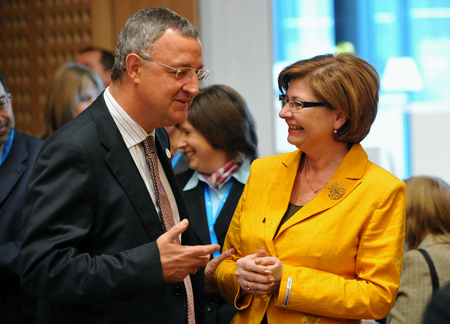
[334,129,337,134]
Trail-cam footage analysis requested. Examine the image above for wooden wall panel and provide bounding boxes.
[90,0,115,52]
[0,0,94,136]
[0,0,197,137]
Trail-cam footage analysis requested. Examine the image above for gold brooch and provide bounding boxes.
[302,313,321,324]
[328,182,344,200]
[165,148,171,159]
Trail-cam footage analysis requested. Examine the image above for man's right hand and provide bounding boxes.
[156,219,220,283]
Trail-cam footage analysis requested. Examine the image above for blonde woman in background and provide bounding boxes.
[387,176,450,324]
[42,62,104,139]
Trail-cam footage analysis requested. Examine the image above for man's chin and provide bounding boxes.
[173,111,188,124]
[0,129,12,145]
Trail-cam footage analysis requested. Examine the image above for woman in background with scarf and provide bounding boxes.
[176,84,258,324]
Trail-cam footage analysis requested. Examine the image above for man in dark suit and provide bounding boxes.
[0,73,43,323]
[19,8,221,324]
[76,46,114,87]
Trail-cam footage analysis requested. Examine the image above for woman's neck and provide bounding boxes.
[302,143,350,174]
[290,144,351,205]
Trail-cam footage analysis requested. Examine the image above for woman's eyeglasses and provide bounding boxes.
[279,94,327,112]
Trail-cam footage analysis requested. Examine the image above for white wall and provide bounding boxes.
[363,98,450,183]
[362,94,410,181]
[198,0,276,158]
[409,105,450,183]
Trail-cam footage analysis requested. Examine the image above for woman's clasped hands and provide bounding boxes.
[236,247,283,296]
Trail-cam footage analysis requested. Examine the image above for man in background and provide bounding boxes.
[76,46,114,87]
[0,73,43,323]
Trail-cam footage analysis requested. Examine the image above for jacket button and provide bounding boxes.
[173,285,182,296]
[206,302,215,312]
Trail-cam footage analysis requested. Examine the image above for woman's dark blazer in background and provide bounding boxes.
[19,95,205,324]
[0,130,43,323]
[176,169,243,324]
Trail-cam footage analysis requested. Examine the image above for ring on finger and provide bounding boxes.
[192,267,198,275]
[246,281,250,290]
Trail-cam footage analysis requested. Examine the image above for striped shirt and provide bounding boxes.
[103,87,180,227]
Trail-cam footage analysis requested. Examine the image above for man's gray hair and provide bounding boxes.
[111,8,199,81]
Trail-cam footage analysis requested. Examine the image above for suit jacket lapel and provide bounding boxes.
[214,181,245,244]
[180,179,245,246]
[277,144,367,236]
[0,132,27,205]
[90,96,166,240]
[182,183,210,245]
[264,151,301,248]
[154,128,198,245]
[154,129,190,223]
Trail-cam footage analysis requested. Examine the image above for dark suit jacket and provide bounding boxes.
[176,169,245,250]
[19,95,205,324]
[176,169,244,324]
[173,151,190,175]
[0,130,43,323]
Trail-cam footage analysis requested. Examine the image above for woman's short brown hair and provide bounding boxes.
[278,53,379,144]
[186,84,258,164]
[404,176,450,250]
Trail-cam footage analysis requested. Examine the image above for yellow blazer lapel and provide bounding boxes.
[264,150,301,254]
[278,144,368,235]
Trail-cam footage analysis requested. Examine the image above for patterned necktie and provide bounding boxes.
[142,135,196,324]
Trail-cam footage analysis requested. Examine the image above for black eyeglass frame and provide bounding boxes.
[0,95,11,110]
[279,94,327,111]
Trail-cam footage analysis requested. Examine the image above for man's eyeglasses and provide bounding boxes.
[279,94,327,112]
[140,56,209,81]
[0,95,10,110]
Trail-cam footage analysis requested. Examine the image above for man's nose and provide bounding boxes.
[182,74,199,97]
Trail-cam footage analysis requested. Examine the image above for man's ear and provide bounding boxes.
[125,53,144,84]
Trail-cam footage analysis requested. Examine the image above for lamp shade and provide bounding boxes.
[381,57,424,92]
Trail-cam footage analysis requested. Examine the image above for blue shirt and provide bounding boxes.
[0,129,14,165]
[182,158,251,215]
[183,158,251,257]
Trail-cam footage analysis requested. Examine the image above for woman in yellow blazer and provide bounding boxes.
[213,53,406,324]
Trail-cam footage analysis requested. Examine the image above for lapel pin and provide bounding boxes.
[165,148,171,159]
[328,182,345,200]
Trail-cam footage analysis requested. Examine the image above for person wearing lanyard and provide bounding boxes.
[0,73,43,323]
[176,84,258,324]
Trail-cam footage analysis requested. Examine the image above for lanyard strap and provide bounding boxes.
[171,151,182,167]
[0,129,14,165]
[204,179,233,258]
